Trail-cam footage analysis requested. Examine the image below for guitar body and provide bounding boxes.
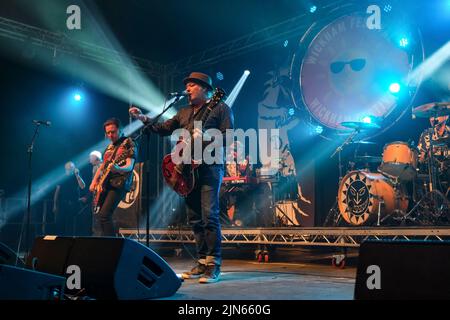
[162,153,197,197]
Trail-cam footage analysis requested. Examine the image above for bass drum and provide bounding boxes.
[338,171,408,226]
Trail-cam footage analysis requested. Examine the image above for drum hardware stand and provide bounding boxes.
[330,128,360,177]
[324,198,342,226]
[419,120,447,221]
[402,189,448,225]
[376,199,384,226]
[325,129,360,226]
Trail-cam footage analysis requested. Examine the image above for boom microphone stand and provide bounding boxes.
[132,95,184,247]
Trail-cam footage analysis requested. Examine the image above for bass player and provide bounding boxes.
[89,118,137,237]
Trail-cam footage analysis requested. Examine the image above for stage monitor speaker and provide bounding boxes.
[355,240,450,299]
[0,241,24,267]
[27,236,181,300]
[0,264,65,300]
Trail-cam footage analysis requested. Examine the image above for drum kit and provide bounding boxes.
[326,102,450,227]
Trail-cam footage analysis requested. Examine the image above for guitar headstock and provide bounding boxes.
[114,139,134,165]
[211,87,226,105]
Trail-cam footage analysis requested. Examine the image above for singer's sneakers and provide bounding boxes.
[181,263,207,279]
[199,264,221,284]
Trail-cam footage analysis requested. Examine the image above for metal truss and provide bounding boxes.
[0,17,163,77]
[119,227,450,248]
[165,0,350,76]
[0,0,349,77]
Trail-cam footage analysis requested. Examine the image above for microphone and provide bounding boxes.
[168,90,188,97]
[33,120,51,127]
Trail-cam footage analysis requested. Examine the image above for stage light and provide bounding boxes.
[244,70,250,75]
[73,93,82,101]
[361,116,372,124]
[399,37,409,48]
[389,82,401,93]
[310,5,317,13]
[383,4,392,12]
[283,40,289,48]
[288,107,295,116]
[216,72,224,81]
[314,125,323,134]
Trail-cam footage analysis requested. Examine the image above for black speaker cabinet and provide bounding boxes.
[0,241,24,267]
[0,264,65,300]
[355,240,450,299]
[27,236,181,300]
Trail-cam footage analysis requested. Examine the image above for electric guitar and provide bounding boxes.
[92,139,133,213]
[162,88,226,196]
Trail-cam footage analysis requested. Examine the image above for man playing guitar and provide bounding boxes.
[89,118,137,237]
[130,72,234,284]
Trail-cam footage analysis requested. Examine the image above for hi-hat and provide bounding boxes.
[412,102,450,118]
[340,121,381,130]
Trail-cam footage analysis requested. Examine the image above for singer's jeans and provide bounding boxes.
[185,164,223,266]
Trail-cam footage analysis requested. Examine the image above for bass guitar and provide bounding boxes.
[92,139,133,213]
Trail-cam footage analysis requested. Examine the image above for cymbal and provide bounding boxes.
[354,156,382,163]
[351,140,377,145]
[412,102,450,118]
[340,121,380,130]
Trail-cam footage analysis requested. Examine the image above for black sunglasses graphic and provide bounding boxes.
[330,58,366,73]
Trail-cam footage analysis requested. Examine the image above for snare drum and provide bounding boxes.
[338,170,408,226]
[379,141,418,181]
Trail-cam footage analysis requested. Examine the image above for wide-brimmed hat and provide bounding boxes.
[183,72,214,91]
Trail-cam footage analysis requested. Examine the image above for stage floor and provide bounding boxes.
[155,248,357,300]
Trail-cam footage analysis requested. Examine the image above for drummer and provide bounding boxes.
[417,115,450,162]
[417,115,450,197]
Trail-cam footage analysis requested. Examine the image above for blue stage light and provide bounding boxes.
[389,83,401,93]
[216,72,224,81]
[314,125,323,134]
[310,5,317,13]
[73,93,82,101]
[399,37,409,48]
[383,4,392,12]
[361,116,372,124]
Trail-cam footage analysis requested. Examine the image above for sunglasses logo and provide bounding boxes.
[330,58,366,74]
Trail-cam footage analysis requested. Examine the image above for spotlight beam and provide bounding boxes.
[0,97,180,230]
[0,3,169,115]
[225,70,251,107]
[407,41,450,86]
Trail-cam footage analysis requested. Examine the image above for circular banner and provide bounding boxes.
[291,11,423,134]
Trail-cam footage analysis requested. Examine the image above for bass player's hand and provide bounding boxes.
[89,182,97,193]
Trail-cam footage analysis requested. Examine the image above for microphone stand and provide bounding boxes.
[133,95,184,248]
[16,122,43,264]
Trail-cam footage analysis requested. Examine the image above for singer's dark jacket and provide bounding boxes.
[143,101,234,157]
